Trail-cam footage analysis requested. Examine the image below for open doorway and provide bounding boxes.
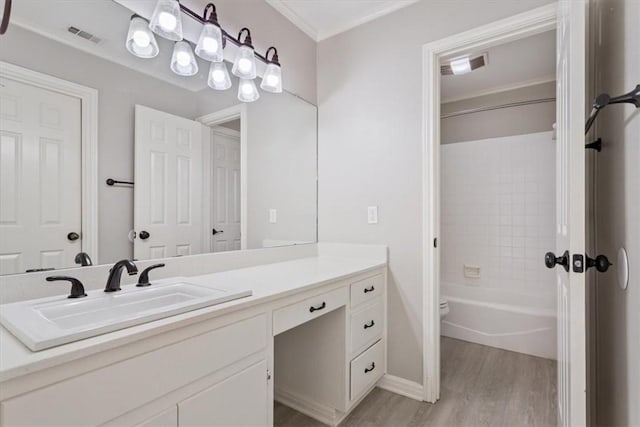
[198,104,248,253]
[209,119,242,252]
[437,29,558,422]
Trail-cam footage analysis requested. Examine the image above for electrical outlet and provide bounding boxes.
[269,209,277,223]
[367,206,378,224]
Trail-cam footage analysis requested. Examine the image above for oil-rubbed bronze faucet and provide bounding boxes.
[105,260,138,292]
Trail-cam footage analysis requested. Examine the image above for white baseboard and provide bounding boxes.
[376,374,424,401]
[275,388,342,426]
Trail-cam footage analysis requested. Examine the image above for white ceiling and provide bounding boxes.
[441,30,556,103]
[266,0,418,41]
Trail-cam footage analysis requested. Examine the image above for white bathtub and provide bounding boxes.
[441,283,557,360]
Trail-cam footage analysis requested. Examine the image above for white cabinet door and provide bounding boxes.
[555,1,587,426]
[136,406,178,427]
[0,77,81,274]
[134,105,204,260]
[178,360,268,427]
[210,127,241,252]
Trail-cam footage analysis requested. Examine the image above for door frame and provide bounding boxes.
[197,104,248,250]
[421,4,557,402]
[0,61,99,261]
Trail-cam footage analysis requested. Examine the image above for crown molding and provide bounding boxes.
[266,0,419,42]
[265,0,319,41]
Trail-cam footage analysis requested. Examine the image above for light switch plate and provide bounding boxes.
[269,209,277,223]
[367,206,378,224]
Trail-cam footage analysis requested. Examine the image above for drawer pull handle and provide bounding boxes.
[364,362,376,373]
[364,286,375,293]
[309,302,326,313]
[364,320,375,329]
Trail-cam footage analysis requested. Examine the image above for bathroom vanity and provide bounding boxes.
[0,251,387,426]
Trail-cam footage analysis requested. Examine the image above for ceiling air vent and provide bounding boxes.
[67,26,103,44]
[441,53,488,76]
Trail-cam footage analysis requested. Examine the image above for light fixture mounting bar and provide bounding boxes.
[178,3,271,64]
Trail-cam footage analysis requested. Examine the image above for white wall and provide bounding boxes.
[244,93,317,249]
[441,82,556,144]
[593,0,640,425]
[440,131,556,300]
[316,0,555,384]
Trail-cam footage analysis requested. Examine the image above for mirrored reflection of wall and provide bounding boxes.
[0,21,317,273]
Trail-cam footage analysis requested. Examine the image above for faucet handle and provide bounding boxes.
[137,263,166,287]
[46,276,87,299]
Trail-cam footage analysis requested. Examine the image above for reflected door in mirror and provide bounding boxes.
[0,78,81,274]
[211,127,241,252]
[134,105,203,260]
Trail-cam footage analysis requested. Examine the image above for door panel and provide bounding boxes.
[211,128,241,252]
[555,1,587,425]
[0,78,81,274]
[134,105,203,260]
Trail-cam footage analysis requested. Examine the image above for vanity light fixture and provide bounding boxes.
[128,1,284,102]
[232,28,257,80]
[260,47,282,93]
[170,41,198,76]
[208,61,232,90]
[149,0,183,41]
[126,15,159,58]
[238,78,260,103]
[194,3,223,62]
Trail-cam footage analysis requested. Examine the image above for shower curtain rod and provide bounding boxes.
[441,97,556,119]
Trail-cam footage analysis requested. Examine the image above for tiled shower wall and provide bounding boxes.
[440,131,556,299]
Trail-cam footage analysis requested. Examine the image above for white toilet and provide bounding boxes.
[439,297,450,320]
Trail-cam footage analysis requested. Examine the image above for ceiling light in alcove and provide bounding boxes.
[125,15,159,58]
[441,53,488,76]
[449,57,471,75]
[149,0,183,41]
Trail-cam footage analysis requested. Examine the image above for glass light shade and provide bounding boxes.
[195,23,224,62]
[237,78,260,103]
[126,16,159,58]
[260,63,283,93]
[207,61,231,90]
[231,45,257,79]
[170,41,198,76]
[149,0,183,41]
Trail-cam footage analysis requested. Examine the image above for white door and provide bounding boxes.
[134,105,203,260]
[0,77,82,274]
[553,1,587,425]
[210,127,241,252]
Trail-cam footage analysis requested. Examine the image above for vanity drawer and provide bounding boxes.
[350,299,383,355]
[273,287,348,335]
[350,339,384,400]
[350,274,384,308]
[0,314,267,427]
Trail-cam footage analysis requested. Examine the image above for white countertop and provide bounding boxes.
[0,256,385,383]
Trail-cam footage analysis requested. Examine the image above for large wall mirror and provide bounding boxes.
[0,1,317,276]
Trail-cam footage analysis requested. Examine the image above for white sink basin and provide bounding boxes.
[0,280,252,351]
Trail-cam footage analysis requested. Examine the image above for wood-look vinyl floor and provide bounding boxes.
[275,337,557,427]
